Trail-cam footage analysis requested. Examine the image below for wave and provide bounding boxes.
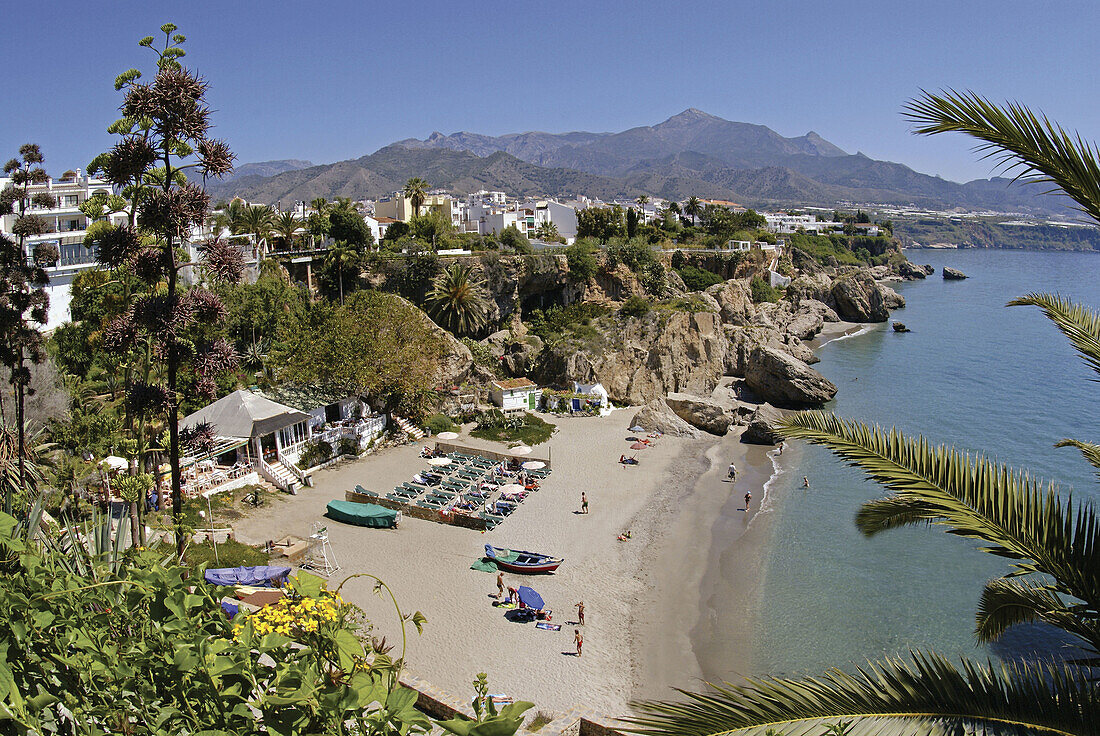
[819,324,873,347]
[747,444,787,526]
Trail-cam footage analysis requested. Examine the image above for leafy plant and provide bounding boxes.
[750,276,780,303]
[437,673,534,736]
[620,295,652,318]
[675,264,723,292]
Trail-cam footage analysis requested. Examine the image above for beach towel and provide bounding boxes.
[535,622,562,631]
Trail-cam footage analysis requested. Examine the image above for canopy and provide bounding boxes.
[102,456,128,471]
[204,566,291,588]
[427,457,452,466]
[517,586,544,610]
[437,431,459,440]
[180,389,310,440]
[511,445,532,456]
[521,461,545,470]
[629,425,646,433]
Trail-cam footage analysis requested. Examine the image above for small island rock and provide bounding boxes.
[943,267,968,280]
[892,322,910,333]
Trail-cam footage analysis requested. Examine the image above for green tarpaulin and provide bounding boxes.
[326,500,398,528]
[470,548,521,572]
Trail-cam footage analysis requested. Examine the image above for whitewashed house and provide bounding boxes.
[489,378,542,413]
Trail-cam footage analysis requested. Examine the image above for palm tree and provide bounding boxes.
[629,93,1100,735]
[683,196,701,226]
[403,177,429,219]
[272,210,301,251]
[636,195,649,221]
[423,263,489,336]
[323,241,362,305]
[234,204,276,259]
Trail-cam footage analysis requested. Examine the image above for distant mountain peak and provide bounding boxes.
[664,107,722,123]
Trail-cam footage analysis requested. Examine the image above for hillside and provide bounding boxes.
[896,218,1100,251]
[209,109,1071,215]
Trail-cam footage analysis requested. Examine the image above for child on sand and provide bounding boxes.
[574,629,583,657]
[744,490,752,511]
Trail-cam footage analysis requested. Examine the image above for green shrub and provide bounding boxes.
[526,302,609,343]
[620,295,652,318]
[300,439,333,468]
[675,264,723,291]
[337,437,358,457]
[565,240,598,281]
[471,411,556,445]
[426,413,460,435]
[750,276,781,303]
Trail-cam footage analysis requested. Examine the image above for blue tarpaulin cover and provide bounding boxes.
[204,566,291,587]
[517,585,544,610]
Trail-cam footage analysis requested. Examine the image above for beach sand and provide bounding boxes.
[232,409,763,717]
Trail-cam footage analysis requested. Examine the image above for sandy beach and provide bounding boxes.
[232,406,767,717]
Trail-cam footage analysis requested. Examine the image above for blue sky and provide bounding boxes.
[1,0,1096,184]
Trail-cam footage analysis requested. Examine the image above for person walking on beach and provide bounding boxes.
[581,492,589,514]
[728,462,737,481]
[574,629,583,657]
[575,600,585,625]
[744,490,752,511]
[496,572,505,600]
[802,476,810,488]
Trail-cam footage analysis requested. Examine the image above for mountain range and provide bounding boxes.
[207,109,1066,214]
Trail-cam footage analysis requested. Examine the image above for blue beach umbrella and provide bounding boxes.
[516,586,544,610]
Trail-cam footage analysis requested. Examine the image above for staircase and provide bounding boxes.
[260,458,300,493]
[391,414,425,440]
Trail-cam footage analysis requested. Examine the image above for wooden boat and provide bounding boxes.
[484,544,563,574]
[326,499,400,528]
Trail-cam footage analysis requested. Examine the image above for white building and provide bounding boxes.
[0,168,128,329]
[764,213,842,235]
[489,378,542,413]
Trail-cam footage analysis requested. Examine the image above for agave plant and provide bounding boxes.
[627,93,1100,735]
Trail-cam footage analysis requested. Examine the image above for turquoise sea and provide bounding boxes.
[742,249,1100,679]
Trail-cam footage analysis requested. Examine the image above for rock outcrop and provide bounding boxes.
[705,279,755,325]
[741,403,788,445]
[665,392,739,435]
[744,345,837,407]
[897,261,934,279]
[830,272,890,322]
[892,321,911,333]
[630,399,701,438]
[943,267,968,280]
[879,284,906,309]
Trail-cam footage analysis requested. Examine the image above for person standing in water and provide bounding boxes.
[744,490,752,511]
[802,476,810,488]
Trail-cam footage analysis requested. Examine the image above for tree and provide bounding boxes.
[683,196,701,225]
[0,145,57,512]
[403,177,429,219]
[235,203,276,259]
[275,290,447,414]
[629,92,1100,735]
[498,224,531,254]
[327,201,372,248]
[271,209,301,250]
[565,239,598,281]
[626,207,639,239]
[321,240,364,305]
[88,25,239,557]
[423,263,490,337]
[575,206,625,243]
[636,194,649,216]
[533,220,561,243]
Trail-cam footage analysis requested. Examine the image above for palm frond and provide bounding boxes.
[626,652,1100,736]
[777,412,1100,649]
[1054,438,1100,480]
[1008,293,1100,380]
[904,90,1100,223]
[975,577,1096,647]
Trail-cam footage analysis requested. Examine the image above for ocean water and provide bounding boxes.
[744,249,1100,678]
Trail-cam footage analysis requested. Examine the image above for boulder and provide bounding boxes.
[744,345,838,407]
[783,337,818,364]
[741,403,788,445]
[630,399,701,438]
[501,336,544,376]
[801,298,840,323]
[787,273,833,306]
[665,392,737,435]
[943,267,968,280]
[879,284,906,309]
[892,321,911,333]
[785,307,825,341]
[897,260,933,279]
[830,272,889,322]
[705,279,755,325]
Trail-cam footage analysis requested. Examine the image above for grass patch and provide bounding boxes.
[674,264,723,291]
[425,413,460,434]
[470,411,556,446]
[655,294,715,313]
[527,711,555,732]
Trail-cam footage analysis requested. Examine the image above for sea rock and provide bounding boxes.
[786,273,834,307]
[741,403,788,445]
[943,267,968,280]
[897,260,933,279]
[892,322,911,333]
[830,272,889,322]
[744,345,838,407]
[879,284,906,309]
[630,399,701,438]
[705,279,755,325]
[665,392,738,435]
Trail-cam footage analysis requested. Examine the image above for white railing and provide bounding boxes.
[258,456,291,492]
